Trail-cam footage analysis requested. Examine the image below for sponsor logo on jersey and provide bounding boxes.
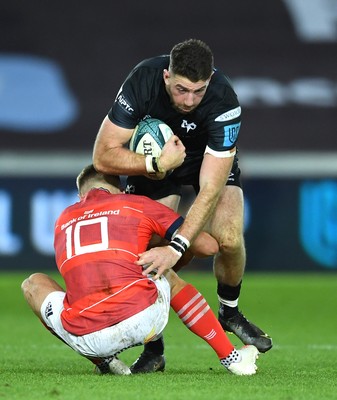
[215,106,241,122]
[181,120,197,133]
[116,92,134,114]
[223,122,241,147]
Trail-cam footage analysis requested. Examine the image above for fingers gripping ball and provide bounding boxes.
[129,118,174,179]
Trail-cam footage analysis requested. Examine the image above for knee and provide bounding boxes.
[218,230,244,255]
[21,273,46,294]
[21,273,34,295]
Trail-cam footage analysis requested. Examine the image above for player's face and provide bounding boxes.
[163,70,210,114]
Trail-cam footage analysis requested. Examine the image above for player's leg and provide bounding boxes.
[168,270,236,359]
[130,192,182,373]
[209,184,272,353]
[167,270,259,375]
[21,273,103,369]
[132,269,259,375]
[21,273,77,349]
[94,275,171,376]
[21,272,64,320]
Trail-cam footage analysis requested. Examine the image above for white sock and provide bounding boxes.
[218,295,238,308]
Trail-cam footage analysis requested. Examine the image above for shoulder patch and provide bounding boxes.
[223,122,241,147]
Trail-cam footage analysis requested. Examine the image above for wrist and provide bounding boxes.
[155,157,165,173]
[145,155,166,175]
[172,234,190,249]
[145,156,156,175]
[152,156,165,173]
[168,234,190,257]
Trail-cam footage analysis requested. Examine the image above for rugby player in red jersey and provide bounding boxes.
[22,164,259,376]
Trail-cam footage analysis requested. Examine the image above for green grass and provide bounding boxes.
[1,271,336,400]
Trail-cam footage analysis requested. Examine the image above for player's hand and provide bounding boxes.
[136,246,182,280]
[159,135,186,172]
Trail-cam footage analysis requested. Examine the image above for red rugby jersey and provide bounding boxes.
[54,188,183,335]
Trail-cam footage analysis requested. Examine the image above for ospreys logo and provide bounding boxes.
[181,120,197,133]
[125,184,136,194]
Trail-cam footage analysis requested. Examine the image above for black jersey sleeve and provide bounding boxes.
[205,86,241,153]
[107,58,165,129]
[108,68,144,129]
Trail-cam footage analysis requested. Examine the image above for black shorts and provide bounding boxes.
[125,154,242,200]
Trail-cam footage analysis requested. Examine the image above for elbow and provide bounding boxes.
[92,144,103,172]
[93,160,112,175]
[92,157,103,173]
[92,156,104,173]
[92,150,112,175]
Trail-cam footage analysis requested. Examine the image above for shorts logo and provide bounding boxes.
[125,184,136,194]
[223,122,241,147]
[227,172,234,182]
[215,106,241,122]
[45,302,53,318]
[181,120,197,133]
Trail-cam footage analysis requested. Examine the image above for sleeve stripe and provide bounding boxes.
[165,216,184,241]
[204,146,236,158]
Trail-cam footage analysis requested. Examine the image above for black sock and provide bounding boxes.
[217,281,242,300]
[144,335,164,355]
[217,281,242,318]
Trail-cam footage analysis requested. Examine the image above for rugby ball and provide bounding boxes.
[129,118,173,157]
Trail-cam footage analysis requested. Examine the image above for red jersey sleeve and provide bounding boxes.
[137,195,184,240]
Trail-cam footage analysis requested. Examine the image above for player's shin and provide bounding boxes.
[170,284,234,359]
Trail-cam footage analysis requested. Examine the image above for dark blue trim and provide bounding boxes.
[165,216,184,240]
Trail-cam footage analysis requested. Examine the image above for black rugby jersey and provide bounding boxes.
[108,55,241,159]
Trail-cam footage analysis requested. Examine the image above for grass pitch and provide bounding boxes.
[1,271,336,400]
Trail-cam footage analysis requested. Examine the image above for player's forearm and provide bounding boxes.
[93,145,148,176]
[93,116,148,176]
[177,154,233,245]
[177,184,220,244]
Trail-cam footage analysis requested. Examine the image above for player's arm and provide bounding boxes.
[93,116,185,177]
[177,152,234,242]
[138,151,234,278]
[93,116,147,176]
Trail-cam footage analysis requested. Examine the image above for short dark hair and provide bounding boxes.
[169,39,214,82]
[76,164,120,195]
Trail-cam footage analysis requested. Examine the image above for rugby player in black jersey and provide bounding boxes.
[93,39,272,373]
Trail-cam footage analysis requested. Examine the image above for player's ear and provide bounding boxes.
[163,69,170,84]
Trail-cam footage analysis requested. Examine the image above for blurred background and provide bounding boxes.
[0,0,336,272]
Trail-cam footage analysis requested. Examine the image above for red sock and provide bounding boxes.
[171,284,234,359]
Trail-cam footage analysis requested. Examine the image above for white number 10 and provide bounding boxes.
[65,216,109,259]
